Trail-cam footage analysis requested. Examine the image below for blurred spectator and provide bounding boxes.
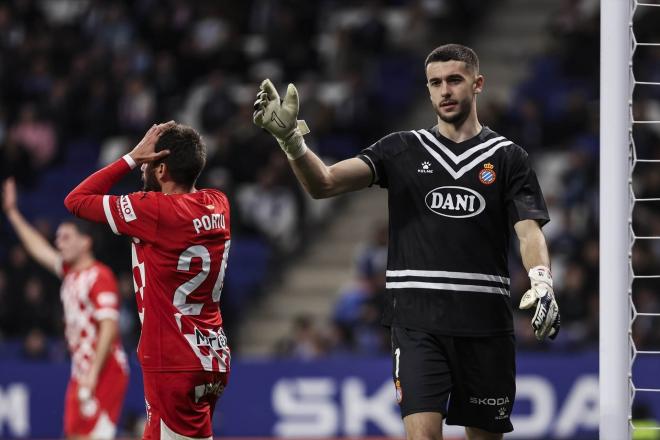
[22,327,48,360]
[333,222,388,355]
[14,276,59,336]
[118,77,155,134]
[555,261,590,346]
[275,314,326,360]
[9,104,57,169]
[322,321,354,356]
[3,246,62,337]
[236,154,301,252]
[199,71,237,133]
[1,139,36,187]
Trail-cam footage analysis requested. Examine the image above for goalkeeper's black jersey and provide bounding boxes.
[357,126,549,336]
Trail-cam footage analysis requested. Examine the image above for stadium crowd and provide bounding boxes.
[0,0,491,357]
[0,0,659,364]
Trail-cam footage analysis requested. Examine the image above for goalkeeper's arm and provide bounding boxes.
[253,79,372,199]
[290,152,372,199]
[515,219,550,271]
[515,219,560,341]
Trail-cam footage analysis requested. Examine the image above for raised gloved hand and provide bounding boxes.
[519,266,560,341]
[253,79,310,160]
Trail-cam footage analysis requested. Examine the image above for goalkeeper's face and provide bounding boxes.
[426,60,483,125]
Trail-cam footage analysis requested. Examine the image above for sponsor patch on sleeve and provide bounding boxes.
[119,195,137,222]
[97,292,118,307]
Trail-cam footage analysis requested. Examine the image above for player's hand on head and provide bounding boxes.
[2,177,17,213]
[128,121,176,165]
[253,79,310,160]
[519,266,560,341]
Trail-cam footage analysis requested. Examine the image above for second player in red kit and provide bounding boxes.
[65,122,231,439]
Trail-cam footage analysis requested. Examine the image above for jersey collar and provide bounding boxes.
[430,125,495,149]
[411,126,511,180]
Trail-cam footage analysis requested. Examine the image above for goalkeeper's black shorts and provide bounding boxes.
[391,327,515,433]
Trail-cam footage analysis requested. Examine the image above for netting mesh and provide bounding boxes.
[629,0,660,434]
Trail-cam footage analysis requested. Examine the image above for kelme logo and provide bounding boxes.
[425,186,486,218]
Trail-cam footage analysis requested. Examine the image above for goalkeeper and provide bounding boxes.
[254,43,559,440]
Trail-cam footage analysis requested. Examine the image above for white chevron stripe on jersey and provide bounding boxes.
[411,130,461,179]
[417,129,506,164]
[454,140,512,176]
[411,130,512,180]
[386,269,510,285]
[386,281,510,296]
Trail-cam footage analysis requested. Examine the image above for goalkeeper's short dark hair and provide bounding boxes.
[425,44,479,73]
[155,123,207,188]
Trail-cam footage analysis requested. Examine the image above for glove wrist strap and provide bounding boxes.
[528,265,552,287]
[277,129,308,160]
[278,120,310,160]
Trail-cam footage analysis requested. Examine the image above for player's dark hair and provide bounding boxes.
[60,217,95,240]
[425,44,479,73]
[60,218,108,257]
[155,124,206,188]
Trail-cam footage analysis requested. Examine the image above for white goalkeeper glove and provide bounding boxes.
[253,79,310,160]
[519,266,561,341]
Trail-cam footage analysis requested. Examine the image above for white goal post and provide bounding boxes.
[601,0,660,438]
[599,0,631,439]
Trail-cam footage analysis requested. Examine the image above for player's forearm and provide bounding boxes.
[64,155,136,221]
[518,223,550,271]
[89,319,118,381]
[289,150,337,199]
[290,153,372,199]
[5,208,59,273]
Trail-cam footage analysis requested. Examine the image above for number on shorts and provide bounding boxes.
[395,347,401,378]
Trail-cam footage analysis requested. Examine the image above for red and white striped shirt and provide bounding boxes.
[57,261,128,380]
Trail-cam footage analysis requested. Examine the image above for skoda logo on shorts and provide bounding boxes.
[425,186,486,218]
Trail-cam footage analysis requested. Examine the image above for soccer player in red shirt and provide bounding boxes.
[2,178,129,439]
[64,122,231,439]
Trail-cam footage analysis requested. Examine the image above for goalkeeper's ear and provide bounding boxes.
[283,83,300,113]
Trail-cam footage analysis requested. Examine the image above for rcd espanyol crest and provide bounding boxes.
[478,163,496,185]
